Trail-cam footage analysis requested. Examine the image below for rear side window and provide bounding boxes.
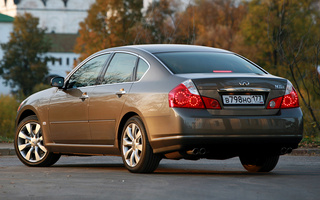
[103,53,137,84]
[154,52,265,74]
[136,59,149,81]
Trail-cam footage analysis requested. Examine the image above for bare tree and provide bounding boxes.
[268,0,320,132]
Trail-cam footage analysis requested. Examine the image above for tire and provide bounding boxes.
[14,115,61,167]
[120,116,161,173]
[239,155,279,172]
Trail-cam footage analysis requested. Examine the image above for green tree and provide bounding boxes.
[0,13,51,96]
[75,0,143,61]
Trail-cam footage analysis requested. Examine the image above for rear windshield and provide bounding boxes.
[154,52,266,74]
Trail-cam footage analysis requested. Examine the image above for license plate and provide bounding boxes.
[222,95,264,105]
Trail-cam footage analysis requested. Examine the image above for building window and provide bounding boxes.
[41,0,48,6]
[62,0,68,7]
[66,58,69,65]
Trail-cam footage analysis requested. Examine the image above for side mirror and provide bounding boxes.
[51,77,64,89]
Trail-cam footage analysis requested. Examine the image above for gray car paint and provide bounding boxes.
[16,44,303,159]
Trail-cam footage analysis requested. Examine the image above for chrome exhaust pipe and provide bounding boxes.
[193,148,199,155]
[281,147,292,154]
[200,148,206,155]
[286,147,292,154]
[281,147,288,154]
[187,148,199,155]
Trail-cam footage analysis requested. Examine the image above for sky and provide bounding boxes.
[0,77,10,95]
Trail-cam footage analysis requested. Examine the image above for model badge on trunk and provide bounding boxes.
[275,85,285,89]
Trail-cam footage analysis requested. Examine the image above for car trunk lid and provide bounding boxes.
[176,73,287,115]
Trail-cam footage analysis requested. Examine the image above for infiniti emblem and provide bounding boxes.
[239,81,250,86]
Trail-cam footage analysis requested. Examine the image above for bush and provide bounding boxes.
[299,136,320,148]
[0,95,19,140]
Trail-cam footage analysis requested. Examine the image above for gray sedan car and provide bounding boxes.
[15,44,303,173]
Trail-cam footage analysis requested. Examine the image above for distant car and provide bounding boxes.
[15,44,303,173]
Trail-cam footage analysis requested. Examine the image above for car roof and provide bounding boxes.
[103,44,231,54]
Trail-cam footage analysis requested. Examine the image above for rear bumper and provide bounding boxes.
[147,108,303,155]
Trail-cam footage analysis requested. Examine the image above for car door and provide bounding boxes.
[48,53,111,144]
[88,52,138,145]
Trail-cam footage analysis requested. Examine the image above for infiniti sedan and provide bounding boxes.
[15,44,303,173]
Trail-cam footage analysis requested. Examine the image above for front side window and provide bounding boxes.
[154,52,266,74]
[67,54,110,88]
[102,53,137,84]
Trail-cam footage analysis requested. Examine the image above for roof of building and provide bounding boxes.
[0,13,14,22]
[47,33,78,53]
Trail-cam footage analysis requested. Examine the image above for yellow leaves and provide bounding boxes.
[74,0,143,62]
[0,95,19,138]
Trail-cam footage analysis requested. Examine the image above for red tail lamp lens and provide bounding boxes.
[267,96,283,109]
[267,86,299,109]
[169,84,205,109]
[202,96,221,109]
[281,89,299,108]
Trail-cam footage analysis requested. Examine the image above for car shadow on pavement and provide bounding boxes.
[154,164,277,175]
[51,163,257,175]
[49,163,318,176]
[154,169,273,175]
[53,163,125,169]
[154,170,275,175]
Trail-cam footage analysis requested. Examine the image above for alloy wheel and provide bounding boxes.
[122,123,143,167]
[17,122,48,163]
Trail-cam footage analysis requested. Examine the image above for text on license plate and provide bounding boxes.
[222,95,264,104]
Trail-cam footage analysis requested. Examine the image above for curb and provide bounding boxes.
[0,148,16,156]
[290,148,320,156]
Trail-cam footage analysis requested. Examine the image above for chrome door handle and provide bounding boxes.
[115,91,126,95]
[115,88,126,97]
[79,92,89,101]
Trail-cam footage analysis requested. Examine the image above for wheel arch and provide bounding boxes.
[117,112,138,149]
[16,108,37,127]
[16,107,52,144]
[117,112,144,150]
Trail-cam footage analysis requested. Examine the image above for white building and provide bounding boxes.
[0,0,95,34]
[0,13,14,94]
[0,13,13,60]
[0,0,186,94]
[0,0,162,34]
[0,0,96,94]
[142,0,191,13]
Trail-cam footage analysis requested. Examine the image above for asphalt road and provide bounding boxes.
[0,155,319,200]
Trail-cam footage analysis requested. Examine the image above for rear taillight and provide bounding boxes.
[267,81,299,109]
[267,96,283,109]
[169,80,221,109]
[202,96,222,109]
[169,80,205,109]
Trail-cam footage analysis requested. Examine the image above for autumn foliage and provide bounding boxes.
[74,0,143,61]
